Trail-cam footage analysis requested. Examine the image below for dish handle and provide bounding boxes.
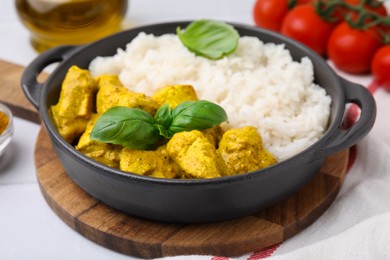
[21,45,78,109]
[313,77,376,160]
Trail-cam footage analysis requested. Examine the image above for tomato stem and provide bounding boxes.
[288,0,299,9]
[316,0,387,25]
[316,0,389,42]
[315,0,346,23]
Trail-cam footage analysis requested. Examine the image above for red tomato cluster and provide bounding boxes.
[253,0,390,92]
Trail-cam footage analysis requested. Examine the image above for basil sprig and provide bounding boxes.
[90,100,228,150]
[177,19,239,60]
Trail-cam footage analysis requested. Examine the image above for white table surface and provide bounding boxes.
[1,1,390,259]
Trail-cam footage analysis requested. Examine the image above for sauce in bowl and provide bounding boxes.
[0,111,9,135]
[0,103,13,158]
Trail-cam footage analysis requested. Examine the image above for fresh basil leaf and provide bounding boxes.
[177,19,239,60]
[90,106,160,150]
[154,104,172,128]
[154,104,173,138]
[155,124,171,139]
[168,100,228,136]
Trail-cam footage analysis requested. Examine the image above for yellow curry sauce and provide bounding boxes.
[0,111,9,135]
[51,65,277,179]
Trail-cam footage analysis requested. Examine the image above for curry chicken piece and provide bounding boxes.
[167,130,229,179]
[76,114,122,168]
[51,65,96,143]
[218,126,277,174]
[152,84,198,108]
[120,146,183,179]
[96,75,159,115]
[201,125,225,148]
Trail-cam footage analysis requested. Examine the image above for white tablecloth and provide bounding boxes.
[1,1,389,259]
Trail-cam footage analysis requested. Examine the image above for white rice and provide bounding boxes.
[89,32,331,161]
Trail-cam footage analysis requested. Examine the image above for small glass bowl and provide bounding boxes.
[0,103,14,158]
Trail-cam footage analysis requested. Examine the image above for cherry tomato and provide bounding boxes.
[371,45,390,91]
[252,0,315,32]
[281,4,336,56]
[253,0,290,32]
[327,22,382,74]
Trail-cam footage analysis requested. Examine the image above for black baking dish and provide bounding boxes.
[21,21,376,223]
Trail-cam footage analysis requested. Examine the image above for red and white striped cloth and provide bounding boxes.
[157,66,390,260]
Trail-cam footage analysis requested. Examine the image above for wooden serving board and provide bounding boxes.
[34,129,349,258]
[0,60,44,123]
[1,59,350,258]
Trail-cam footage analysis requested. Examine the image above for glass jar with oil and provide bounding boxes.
[15,0,128,53]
